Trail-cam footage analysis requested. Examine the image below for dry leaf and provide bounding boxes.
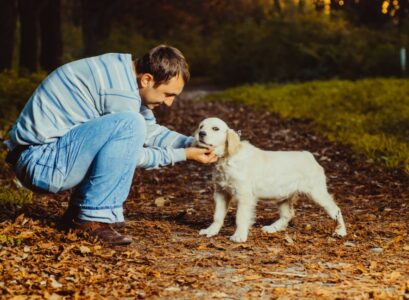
[79,245,91,254]
[154,196,167,207]
[284,233,294,245]
[1,92,409,299]
[211,292,229,298]
[16,230,35,239]
[49,276,63,289]
[244,274,263,281]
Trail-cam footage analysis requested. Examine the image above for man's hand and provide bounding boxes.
[185,147,218,164]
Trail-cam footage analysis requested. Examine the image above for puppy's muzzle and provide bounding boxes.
[197,131,213,148]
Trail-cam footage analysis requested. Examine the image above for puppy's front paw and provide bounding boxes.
[334,226,347,237]
[229,232,248,243]
[199,223,221,237]
[262,225,280,234]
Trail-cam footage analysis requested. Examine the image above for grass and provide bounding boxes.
[0,71,42,206]
[0,71,44,128]
[0,180,33,206]
[208,78,409,174]
[0,234,27,246]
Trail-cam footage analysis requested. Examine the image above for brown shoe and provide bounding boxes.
[59,206,126,230]
[72,220,132,246]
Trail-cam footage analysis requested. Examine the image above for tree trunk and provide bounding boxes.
[273,0,281,14]
[314,0,325,12]
[0,0,18,71]
[298,0,305,13]
[81,0,113,56]
[40,0,63,72]
[18,0,42,73]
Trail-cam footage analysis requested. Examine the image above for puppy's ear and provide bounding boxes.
[226,129,241,156]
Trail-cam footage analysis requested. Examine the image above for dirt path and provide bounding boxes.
[1,91,409,299]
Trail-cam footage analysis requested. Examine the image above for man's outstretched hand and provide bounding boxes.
[185,147,218,164]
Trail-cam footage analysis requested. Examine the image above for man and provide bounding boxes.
[5,45,217,245]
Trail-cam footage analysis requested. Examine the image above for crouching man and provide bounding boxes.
[4,45,217,245]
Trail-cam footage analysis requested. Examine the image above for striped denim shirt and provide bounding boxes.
[6,53,193,169]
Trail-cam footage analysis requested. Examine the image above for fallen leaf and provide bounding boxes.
[244,274,263,281]
[164,286,181,292]
[284,233,294,245]
[154,196,167,207]
[196,244,208,250]
[49,276,63,289]
[211,292,229,298]
[79,245,91,254]
[16,231,35,239]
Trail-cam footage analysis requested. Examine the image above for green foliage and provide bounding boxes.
[100,21,158,58]
[212,15,404,84]
[0,234,26,246]
[210,79,409,173]
[0,71,45,129]
[0,180,33,206]
[0,72,39,206]
[0,148,33,205]
[57,4,408,85]
[0,142,33,206]
[97,19,221,79]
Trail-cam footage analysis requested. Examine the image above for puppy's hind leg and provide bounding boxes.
[309,188,347,237]
[262,199,295,234]
[199,191,231,238]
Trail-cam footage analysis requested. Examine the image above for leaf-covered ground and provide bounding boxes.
[1,91,409,299]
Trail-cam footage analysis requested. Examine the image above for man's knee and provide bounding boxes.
[111,112,147,141]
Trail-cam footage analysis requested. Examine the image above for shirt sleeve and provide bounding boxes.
[137,105,195,169]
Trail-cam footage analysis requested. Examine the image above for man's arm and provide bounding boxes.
[140,105,193,148]
[137,146,217,169]
[137,106,217,169]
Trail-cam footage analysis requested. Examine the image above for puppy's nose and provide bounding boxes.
[199,131,207,138]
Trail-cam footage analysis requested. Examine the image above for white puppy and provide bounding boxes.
[195,117,347,243]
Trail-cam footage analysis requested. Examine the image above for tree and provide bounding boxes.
[81,0,117,56]
[40,0,63,72]
[18,0,44,73]
[0,0,18,71]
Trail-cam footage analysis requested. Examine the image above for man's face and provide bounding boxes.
[138,74,185,110]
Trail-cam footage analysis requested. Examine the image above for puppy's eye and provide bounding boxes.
[200,125,203,129]
[212,127,220,131]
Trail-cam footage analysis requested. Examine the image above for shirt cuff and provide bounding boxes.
[173,148,187,163]
[184,136,195,147]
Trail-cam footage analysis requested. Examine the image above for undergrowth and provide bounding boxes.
[209,79,409,174]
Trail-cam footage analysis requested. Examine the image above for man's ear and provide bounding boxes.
[139,73,154,88]
[226,129,241,156]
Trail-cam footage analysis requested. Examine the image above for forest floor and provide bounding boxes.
[1,89,409,299]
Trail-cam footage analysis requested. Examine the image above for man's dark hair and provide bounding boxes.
[136,45,190,85]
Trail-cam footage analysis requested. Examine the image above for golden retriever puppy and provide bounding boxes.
[195,117,347,243]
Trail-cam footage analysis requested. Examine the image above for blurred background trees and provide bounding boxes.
[0,0,409,84]
[0,0,62,73]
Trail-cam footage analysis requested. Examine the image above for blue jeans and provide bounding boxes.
[14,112,146,223]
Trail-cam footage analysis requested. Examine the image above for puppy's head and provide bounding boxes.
[194,117,241,157]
